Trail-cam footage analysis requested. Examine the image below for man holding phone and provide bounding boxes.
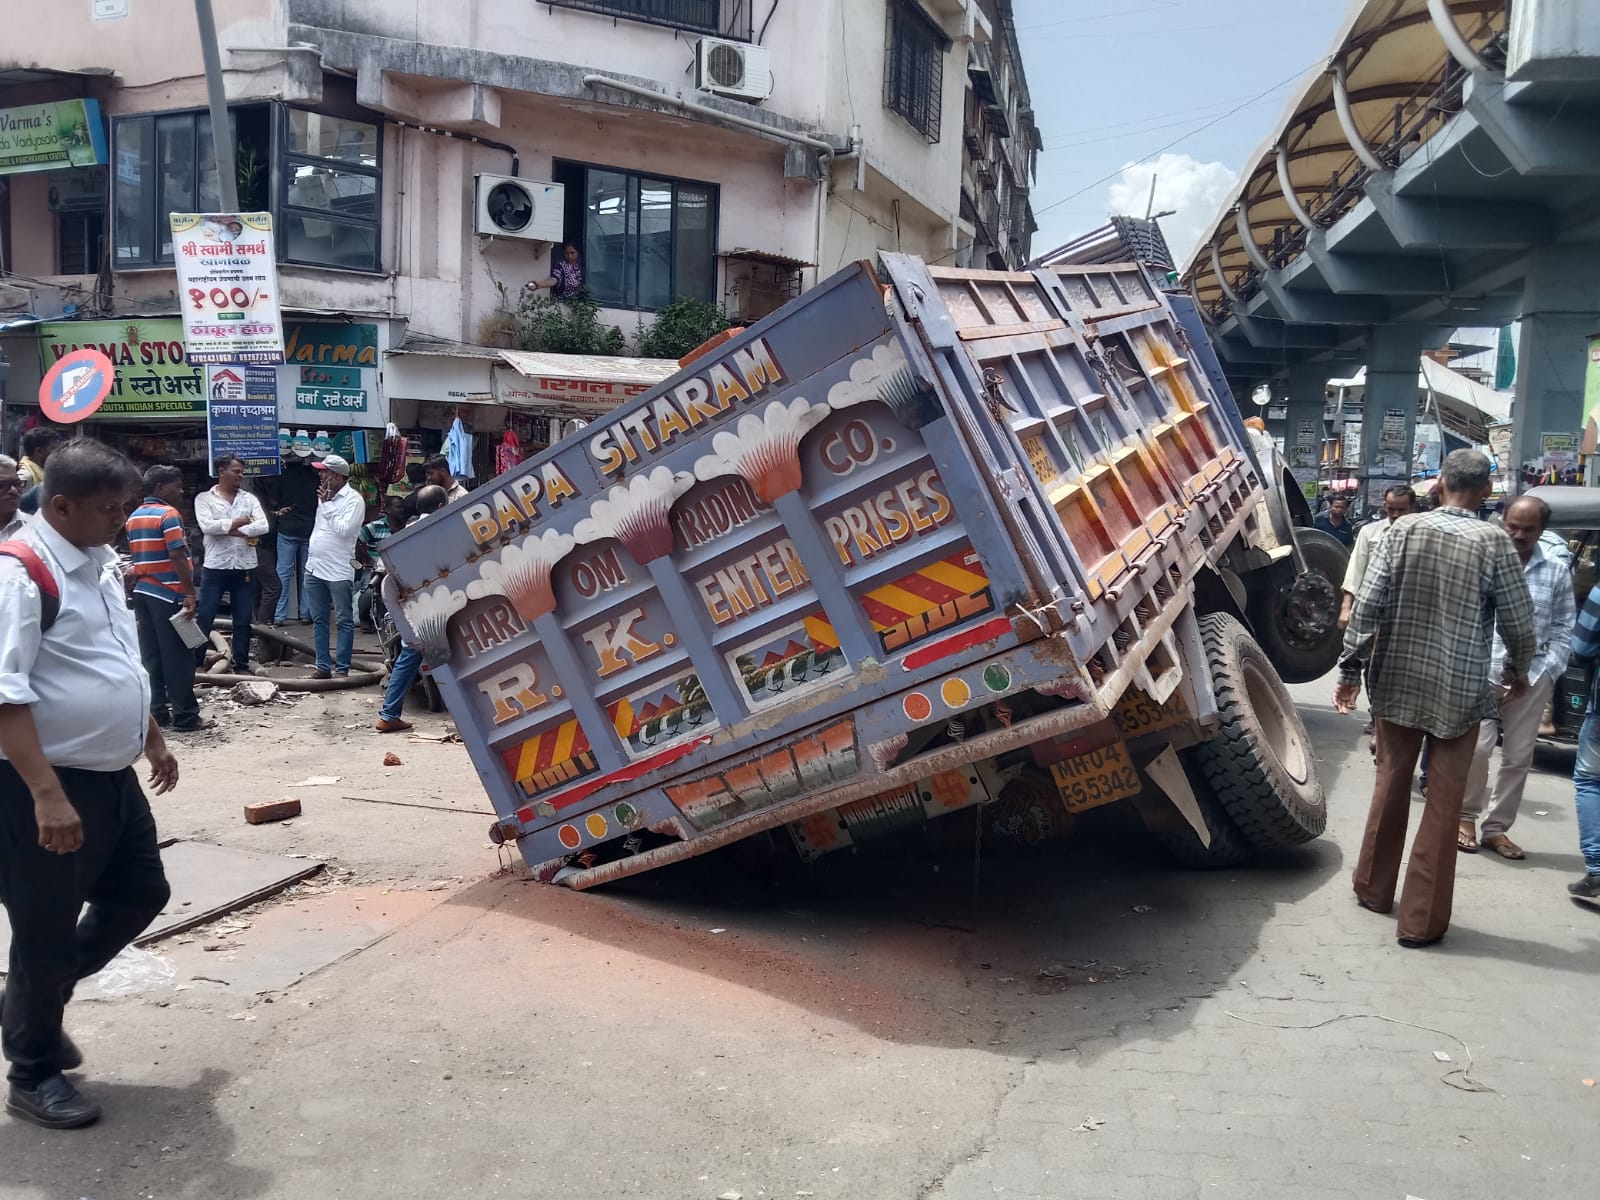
[305,455,365,679]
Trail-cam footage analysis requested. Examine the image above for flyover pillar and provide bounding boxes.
[1283,361,1331,498]
[1359,325,1426,516]
[1508,246,1600,492]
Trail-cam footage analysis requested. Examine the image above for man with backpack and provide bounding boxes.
[0,440,179,1129]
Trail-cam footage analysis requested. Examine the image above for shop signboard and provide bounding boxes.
[494,350,678,416]
[0,100,108,176]
[206,365,282,477]
[276,323,383,429]
[36,320,205,417]
[169,212,285,364]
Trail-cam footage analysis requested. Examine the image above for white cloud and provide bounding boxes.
[1104,153,1238,271]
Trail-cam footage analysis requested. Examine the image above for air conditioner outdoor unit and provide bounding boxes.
[474,175,564,242]
[695,37,774,102]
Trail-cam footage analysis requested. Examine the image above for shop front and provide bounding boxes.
[383,340,681,490]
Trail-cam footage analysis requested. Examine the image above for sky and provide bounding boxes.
[1011,0,1357,269]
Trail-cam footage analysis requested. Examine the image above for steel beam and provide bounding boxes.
[1427,0,1489,75]
[1330,60,1387,174]
[1276,142,1320,233]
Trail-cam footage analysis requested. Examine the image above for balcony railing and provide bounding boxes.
[543,0,753,41]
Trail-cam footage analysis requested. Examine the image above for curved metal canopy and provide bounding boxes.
[1182,0,1508,317]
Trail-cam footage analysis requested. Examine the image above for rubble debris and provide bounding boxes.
[383,752,402,766]
[230,680,279,706]
[245,798,302,825]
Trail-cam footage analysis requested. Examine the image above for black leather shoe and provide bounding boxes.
[6,1074,100,1129]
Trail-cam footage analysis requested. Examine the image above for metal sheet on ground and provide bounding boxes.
[162,887,444,995]
[0,841,323,968]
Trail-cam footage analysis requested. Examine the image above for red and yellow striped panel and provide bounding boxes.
[610,698,635,740]
[803,614,839,652]
[500,717,592,787]
[859,550,989,632]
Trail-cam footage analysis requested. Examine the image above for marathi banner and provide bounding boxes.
[36,319,204,418]
[169,212,285,364]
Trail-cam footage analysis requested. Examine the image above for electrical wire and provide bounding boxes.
[1033,60,1320,220]
[1225,1009,1502,1096]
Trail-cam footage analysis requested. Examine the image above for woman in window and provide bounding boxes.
[525,244,584,301]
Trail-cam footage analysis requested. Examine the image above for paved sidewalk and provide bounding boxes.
[930,681,1596,1200]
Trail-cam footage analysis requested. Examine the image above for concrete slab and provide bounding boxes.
[162,886,445,995]
[0,841,322,968]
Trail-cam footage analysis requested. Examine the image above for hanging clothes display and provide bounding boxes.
[446,416,474,482]
[495,427,525,477]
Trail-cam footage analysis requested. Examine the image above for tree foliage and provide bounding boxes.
[634,298,735,361]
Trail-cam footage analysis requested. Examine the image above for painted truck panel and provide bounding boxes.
[380,255,1271,879]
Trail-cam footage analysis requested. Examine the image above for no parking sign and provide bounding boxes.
[38,348,115,423]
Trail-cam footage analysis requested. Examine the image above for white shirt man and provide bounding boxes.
[305,455,367,678]
[193,476,270,570]
[1460,496,1576,859]
[0,439,179,1129]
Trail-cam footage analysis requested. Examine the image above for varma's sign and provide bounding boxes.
[0,100,109,176]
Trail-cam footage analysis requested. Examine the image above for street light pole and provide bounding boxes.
[194,0,240,211]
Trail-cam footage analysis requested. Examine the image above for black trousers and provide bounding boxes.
[133,591,200,728]
[196,567,254,669]
[0,761,170,1086]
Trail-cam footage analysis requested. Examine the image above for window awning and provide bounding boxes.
[494,349,681,416]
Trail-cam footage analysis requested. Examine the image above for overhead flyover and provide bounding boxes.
[1180,0,1600,503]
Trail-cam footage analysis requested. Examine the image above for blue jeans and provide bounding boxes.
[274,534,310,622]
[306,574,354,673]
[1573,715,1600,875]
[196,567,253,670]
[381,643,424,721]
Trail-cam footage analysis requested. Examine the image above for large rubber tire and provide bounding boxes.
[1248,527,1349,684]
[1155,766,1255,869]
[1190,612,1327,849]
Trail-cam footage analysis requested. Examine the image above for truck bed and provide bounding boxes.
[379,255,1272,884]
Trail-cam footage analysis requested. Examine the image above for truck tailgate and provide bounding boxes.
[380,263,1053,873]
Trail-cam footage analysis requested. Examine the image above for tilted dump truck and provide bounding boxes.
[380,254,1342,887]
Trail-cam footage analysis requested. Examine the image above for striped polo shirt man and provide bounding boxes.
[126,495,188,600]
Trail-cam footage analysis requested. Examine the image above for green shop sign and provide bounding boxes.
[294,385,369,413]
[36,319,205,417]
[0,100,109,176]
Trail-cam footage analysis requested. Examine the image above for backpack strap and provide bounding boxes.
[0,540,60,633]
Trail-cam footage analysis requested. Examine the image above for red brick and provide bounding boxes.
[244,798,302,825]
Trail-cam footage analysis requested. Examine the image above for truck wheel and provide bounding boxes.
[1155,767,1255,869]
[1191,612,1326,848]
[1247,527,1348,684]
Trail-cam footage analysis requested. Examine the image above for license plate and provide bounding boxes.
[1113,686,1191,739]
[1022,435,1058,487]
[1048,741,1142,813]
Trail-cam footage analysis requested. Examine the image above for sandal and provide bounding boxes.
[1482,835,1525,861]
[1457,826,1479,853]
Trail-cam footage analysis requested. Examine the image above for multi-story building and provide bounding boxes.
[958,0,1040,269]
[0,0,1036,480]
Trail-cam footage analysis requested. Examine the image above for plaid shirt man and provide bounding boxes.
[1341,506,1536,739]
